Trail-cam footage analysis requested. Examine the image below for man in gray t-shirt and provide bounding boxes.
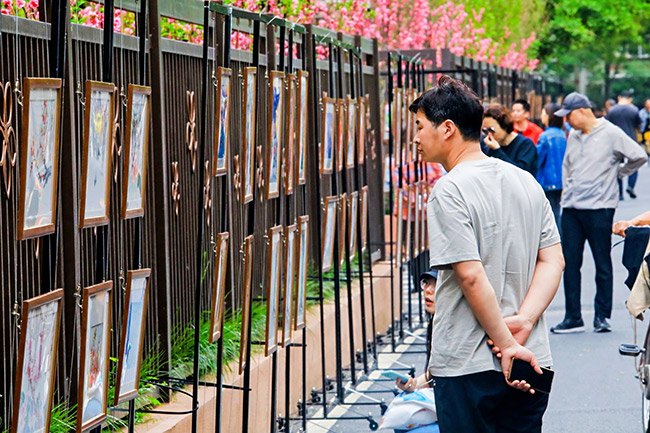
[410,76,565,432]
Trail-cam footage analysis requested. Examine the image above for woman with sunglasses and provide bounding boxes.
[481,104,538,177]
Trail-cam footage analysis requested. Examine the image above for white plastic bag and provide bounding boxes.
[379,388,437,430]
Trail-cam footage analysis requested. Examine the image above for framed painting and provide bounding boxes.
[114,269,151,406]
[410,90,418,161]
[321,195,338,272]
[294,215,309,331]
[414,182,420,258]
[338,193,347,266]
[209,232,229,343]
[121,84,151,220]
[281,224,296,347]
[213,67,232,177]
[320,96,335,174]
[296,70,309,185]
[345,97,357,169]
[395,187,403,268]
[358,95,367,164]
[78,281,112,432]
[239,235,254,374]
[404,185,412,263]
[349,191,359,260]
[17,77,62,240]
[392,88,402,168]
[360,185,368,252]
[265,225,283,356]
[266,71,285,199]
[284,74,297,195]
[79,81,115,228]
[336,99,346,172]
[10,289,63,433]
[242,67,257,203]
[405,89,412,162]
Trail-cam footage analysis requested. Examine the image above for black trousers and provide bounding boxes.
[561,208,615,321]
[433,370,549,433]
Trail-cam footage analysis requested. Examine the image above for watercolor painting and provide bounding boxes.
[358,96,367,164]
[266,226,283,355]
[114,270,150,405]
[266,72,284,199]
[281,224,296,346]
[242,68,257,203]
[294,216,309,330]
[322,196,338,271]
[285,74,296,194]
[214,67,232,176]
[296,71,308,185]
[210,233,229,343]
[337,99,346,171]
[321,97,335,174]
[346,98,356,168]
[19,79,62,240]
[122,85,151,219]
[12,290,63,433]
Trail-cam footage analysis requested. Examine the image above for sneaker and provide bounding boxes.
[594,316,612,333]
[627,188,637,199]
[550,318,585,334]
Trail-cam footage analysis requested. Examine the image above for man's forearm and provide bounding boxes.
[518,244,564,325]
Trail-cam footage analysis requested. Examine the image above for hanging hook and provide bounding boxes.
[75,81,86,107]
[119,268,126,295]
[12,303,21,331]
[120,85,128,108]
[74,284,83,310]
[13,80,23,107]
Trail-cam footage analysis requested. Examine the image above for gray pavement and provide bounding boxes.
[305,164,650,433]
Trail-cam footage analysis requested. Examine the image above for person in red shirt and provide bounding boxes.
[512,99,543,145]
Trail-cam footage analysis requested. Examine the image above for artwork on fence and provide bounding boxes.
[321,195,338,272]
[239,235,254,374]
[242,67,257,203]
[420,182,426,253]
[410,89,418,161]
[214,67,232,177]
[17,78,62,240]
[405,90,412,162]
[358,95,367,164]
[404,185,412,262]
[265,225,283,356]
[79,81,115,228]
[266,71,284,199]
[296,70,309,185]
[122,84,151,219]
[294,215,309,330]
[11,289,63,433]
[360,185,368,252]
[281,224,296,347]
[395,187,403,267]
[114,269,150,405]
[349,191,358,259]
[210,232,229,343]
[284,74,296,194]
[336,99,345,172]
[320,96,335,174]
[345,97,357,169]
[338,193,347,267]
[392,88,402,168]
[414,181,420,258]
[78,281,112,432]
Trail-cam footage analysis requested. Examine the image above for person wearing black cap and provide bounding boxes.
[550,92,647,334]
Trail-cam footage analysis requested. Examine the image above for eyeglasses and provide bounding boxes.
[481,127,495,135]
[420,280,435,291]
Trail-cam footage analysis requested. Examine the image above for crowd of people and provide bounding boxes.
[383,75,649,432]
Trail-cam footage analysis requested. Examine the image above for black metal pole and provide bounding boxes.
[396,55,404,341]
[300,32,308,432]
[386,56,396,352]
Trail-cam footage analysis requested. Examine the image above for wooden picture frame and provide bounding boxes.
[281,224,297,347]
[336,99,346,172]
[405,89,412,163]
[114,269,151,406]
[296,70,309,185]
[78,281,113,432]
[242,67,257,204]
[266,71,285,199]
[209,232,229,343]
[239,235,254,374]
[410,89,418,161]
[360,185,369,252]
[213,67,232,176]
[404,185,412,262]
[17,77,62,240]
[294,215,309,330]
[395,187,403,267]
[265,225,283,356]
[349,190,359,260]
[345,97,357,169]
[358,95,367,164]
[10,289,63,433]
[321,195,338,271]
[392,88,402,168]
[121,84,152,220]
[79,81,115,228]
[338,193,347,267]
[284,73,297,195]
[320,96,335,174]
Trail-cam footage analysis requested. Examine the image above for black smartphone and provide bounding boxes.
[508,358,554,394]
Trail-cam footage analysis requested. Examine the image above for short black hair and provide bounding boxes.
[543,103,563,129]
[513,98,530,112]
[620,90,634,99]
[484,104,515,133]
[409,75,483,142]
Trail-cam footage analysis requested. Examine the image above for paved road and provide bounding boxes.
[307,164,650,433]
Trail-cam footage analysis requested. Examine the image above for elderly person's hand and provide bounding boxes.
[613,220,632,237]
[396,377,417,393]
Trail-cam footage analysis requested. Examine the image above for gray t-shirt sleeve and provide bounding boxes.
[539,198,561,249]
[428,183,481,268]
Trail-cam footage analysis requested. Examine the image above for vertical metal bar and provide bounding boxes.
[301,30,308,431]
[396,55,405,340]
[191,3,211,432]
[138,0,147,85]
[386,55,396,352]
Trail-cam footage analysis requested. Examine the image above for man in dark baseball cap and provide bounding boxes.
[554,92,592,117]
